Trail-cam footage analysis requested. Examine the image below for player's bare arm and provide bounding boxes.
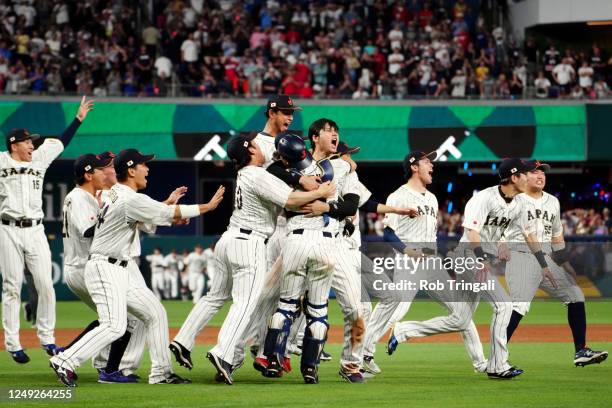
[551,233,578,282]
[285,181,335,208]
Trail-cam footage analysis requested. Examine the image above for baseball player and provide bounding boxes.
[360,151,488,375]
[164,249,181,299]
[262,119,361,384]
[146,248,167,300]
[225,96,319,372]
[295,141,422,382]
[61,151,189,383]
[1,96,93,364]
[169,133,335,385]
[184,244,207,303]
[203,244,215,291]
[502,161,608,367]
[49,148,225,387]
[387,158,543,379]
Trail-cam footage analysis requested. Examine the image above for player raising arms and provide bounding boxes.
[1,96,93,364]
[502,161,608,367]
[49,149,224,387]
[171,133,335,385]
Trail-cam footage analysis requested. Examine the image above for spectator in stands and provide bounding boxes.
[578,61,594,92]
[534,70,551,98]
[553,57,576,98]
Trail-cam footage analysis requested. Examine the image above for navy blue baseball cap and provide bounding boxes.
[497,158,533,180]
[523,160,551,172]
[6,129,40,150]
[74,153,113,179]
[114,149,155,174]
[227,133,257,168]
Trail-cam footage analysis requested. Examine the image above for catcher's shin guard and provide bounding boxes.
[264,298,299,360]
[301,300,329,367]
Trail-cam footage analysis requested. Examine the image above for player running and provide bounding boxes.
[49,149,224,387]
[362,151,488,375]
[502,160,608,367]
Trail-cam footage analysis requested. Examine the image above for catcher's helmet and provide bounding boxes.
[275,132,312,170]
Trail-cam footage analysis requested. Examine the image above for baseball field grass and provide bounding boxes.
[1,300,611,408]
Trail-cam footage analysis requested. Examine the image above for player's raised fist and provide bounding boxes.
[76,95,94,122]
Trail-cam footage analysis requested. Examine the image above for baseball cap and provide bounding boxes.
[74,153,114,179]
[227,133,257,167]
[266,94,302,114]
[337,141,360,156]
[523,159,551,172]
[98,151,116,163]
[497,158,531,180]
[114,148,155,174]
[403,150,437,173]
[6,129,40,149]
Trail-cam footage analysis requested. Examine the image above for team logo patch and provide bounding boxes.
[270,102,277,108]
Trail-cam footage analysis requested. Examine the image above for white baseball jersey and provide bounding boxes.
[229,165,293,237]
[62,187,99,268]
[89,183,175,260]
[384,184,438,249]
[287,158,356,234]
[0,138,63,219]
[460,186,524,254]
[501,192,561,253]
[164,254,180,273]
[146,254,166,274]
[253,132,276,168]
[185,251,206,275]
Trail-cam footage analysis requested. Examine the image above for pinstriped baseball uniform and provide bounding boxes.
[393,186,519,374]
[185,251,207,303]
[286,174,373,372]
[504,192,584,316]
[146,253,166,300]
[51,183,183,384]
[62,186,147,375]
[0,138,64,352]
[174,165,292,365]
[365,185,487,372]
[267,159,356,365]
[232,132,290,365]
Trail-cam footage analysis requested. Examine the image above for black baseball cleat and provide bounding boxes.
[301,365,319,384]
[320,349,332,362]
[50,361,77,387]
[263,357,283,378]
[169,341,193,370]
[487,367,524,379]
[207,352,233,385]
[574,348,608,367]
[153,373,192,384]
[10,350,30,364]
[214,372,225,383]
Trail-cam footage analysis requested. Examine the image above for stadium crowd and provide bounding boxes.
[0,0,610,99]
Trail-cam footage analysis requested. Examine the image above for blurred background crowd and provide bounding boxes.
[0,0,610,99]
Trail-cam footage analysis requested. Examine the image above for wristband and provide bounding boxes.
[534,250,548,268]
[473,246,485,259]
[551,248,569,264]
[179,204,200,218]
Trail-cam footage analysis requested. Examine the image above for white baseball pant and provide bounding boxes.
[51,257,173,384]
[174,229,267,365]
[0,223,55,351]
